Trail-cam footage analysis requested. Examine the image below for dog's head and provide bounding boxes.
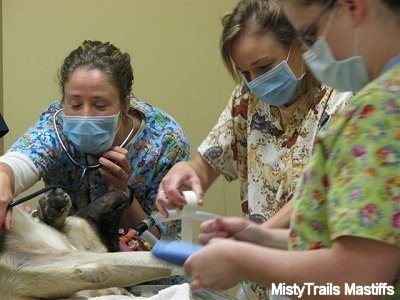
[74,190,131,252]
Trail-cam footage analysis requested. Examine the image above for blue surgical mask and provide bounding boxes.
[61,113,119,155]
[242,58,303,107]
[303,37,369,92]
[302,7,369,92]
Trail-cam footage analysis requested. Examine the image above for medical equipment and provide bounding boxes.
[132,208,216,235]
[152,240,202,266]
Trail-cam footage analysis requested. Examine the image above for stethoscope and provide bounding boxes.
[52,108,103,187]
[8,108,136,208]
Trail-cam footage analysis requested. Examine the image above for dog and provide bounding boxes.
[0,189,173,300]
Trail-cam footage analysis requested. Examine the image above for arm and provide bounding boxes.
[197,216,289,250]
[0,162,15,231]
[155,155,219,216]
[186,236,400,298]
[157,90,242,216]
[0,153,40,231]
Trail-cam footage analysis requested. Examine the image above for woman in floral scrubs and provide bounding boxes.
[0,40,189,237]
[181,0,400,298]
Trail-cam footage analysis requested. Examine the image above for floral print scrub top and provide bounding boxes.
[199,83,351,224]
[290,63,400,295]
[6,98,190,235]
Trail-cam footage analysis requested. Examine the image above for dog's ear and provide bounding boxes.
[74,190,130,252]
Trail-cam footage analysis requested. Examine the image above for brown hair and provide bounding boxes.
[58,40,134,108]
[220,0,319,98]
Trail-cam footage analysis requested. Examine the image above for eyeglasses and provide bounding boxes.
[297,0,336,48]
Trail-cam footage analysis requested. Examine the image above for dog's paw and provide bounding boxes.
[37,188,72,229]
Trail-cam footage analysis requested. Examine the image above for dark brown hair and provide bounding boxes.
[58,40,134,106]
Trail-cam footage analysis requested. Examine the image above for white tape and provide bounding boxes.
[181,190,198,242]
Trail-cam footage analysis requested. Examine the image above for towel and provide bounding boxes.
[88,283,192,300]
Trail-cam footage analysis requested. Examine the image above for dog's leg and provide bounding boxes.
[38,189,130,252]
[1,249,172,299]
[36,188,72,229]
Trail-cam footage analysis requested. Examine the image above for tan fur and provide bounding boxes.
[0,208,172,300]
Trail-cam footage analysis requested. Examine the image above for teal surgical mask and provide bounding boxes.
[302,7,369,92]
[61,113,119,155]
[242,49,304,106]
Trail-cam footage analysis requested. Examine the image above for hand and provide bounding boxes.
[20,203,33,214]
[184,238,244,291]
[155,161,204,217]
[198,216,258,245]
[98,146,130,192]
[200,216,290,250]
[0,206,12,232]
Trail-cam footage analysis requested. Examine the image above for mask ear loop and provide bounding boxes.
[115,112,122,134]
[353,27,361,56]
[285,45,293,62]
[287,43,306,80]
[322,5,338,39]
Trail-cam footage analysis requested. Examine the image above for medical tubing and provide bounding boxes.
[7,170,90,208]
[132,209,216,236]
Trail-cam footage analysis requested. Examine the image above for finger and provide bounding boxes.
[116,169,126,179]
[155,190,170,217]
[189,278,202,291]
[200,216,242,234]
[197,231,229,245]
[3,208,12,232]
[20,203,33,214]
[163,177,204,206]
[163,188,187,205]
[199,218,221,232]
[156,184,187,209]
[98,168,129,191]
[99,157,129,180]
[156,190,185,213]
[186,178,205,206]
[104,146,128,156]
[99,149,129,170]
[155,201,169,217]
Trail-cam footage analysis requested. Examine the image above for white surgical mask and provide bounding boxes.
[302,7,369,92]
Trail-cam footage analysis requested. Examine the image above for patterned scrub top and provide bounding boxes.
[289,64,400,295]
[7,98,190,235]
[199,83,351,224]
